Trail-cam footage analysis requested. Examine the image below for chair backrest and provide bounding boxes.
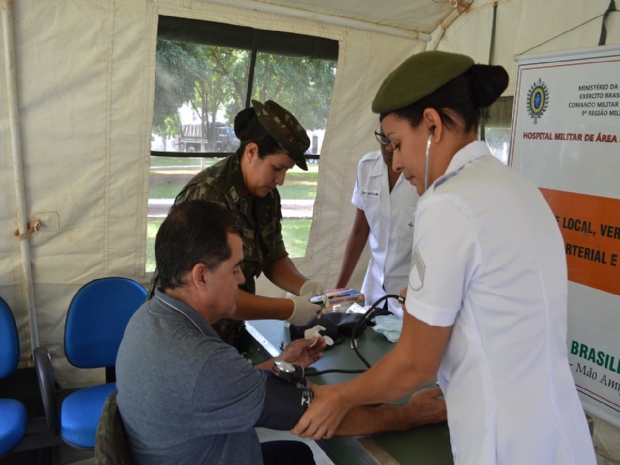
[65,278,147,369]
[95,391,135,465]
[0,297,28,456]
[0,296,20,379]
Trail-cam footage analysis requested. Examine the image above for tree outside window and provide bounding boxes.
[146,18,338,272]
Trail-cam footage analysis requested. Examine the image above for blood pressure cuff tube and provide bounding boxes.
[254,371,314,430]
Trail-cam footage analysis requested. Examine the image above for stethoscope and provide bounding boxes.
[423,126,436,193]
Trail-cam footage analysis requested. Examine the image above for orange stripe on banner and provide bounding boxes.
[540,188,620,296]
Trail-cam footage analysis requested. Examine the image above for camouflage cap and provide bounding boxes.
[372,51,475,114]
[251,100,310,171]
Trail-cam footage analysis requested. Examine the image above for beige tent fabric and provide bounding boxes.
[435,1,495,63]
[2,1,119,385]
[275,30,426,295]
[242,0,453,34]
[493,0,618,95]
[513,0,611,57]
[1,0,619,383]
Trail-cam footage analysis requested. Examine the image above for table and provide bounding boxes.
[241,320,454,465]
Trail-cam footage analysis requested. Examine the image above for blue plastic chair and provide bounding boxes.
[34,277,146,449]
[0,297,27,456]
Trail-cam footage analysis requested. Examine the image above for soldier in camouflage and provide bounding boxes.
[149,100,326,345]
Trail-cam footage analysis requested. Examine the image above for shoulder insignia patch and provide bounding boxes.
[230,186,239,203]
[409,247,425,291]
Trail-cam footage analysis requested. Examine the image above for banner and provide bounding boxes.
[511,45,620,427]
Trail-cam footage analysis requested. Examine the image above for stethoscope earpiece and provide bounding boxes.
[424,126,436,192]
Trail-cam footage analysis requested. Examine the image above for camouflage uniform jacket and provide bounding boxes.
[175,152,288,286]
[153,153,289,343]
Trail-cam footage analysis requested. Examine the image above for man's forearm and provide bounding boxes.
[335,404,412,436]
[335,387,446,436]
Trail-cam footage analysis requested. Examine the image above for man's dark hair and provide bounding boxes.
[155,200,243,291]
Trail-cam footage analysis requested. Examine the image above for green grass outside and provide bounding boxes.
[146,159,317,272]
[281,219,311,258]
[279,166,319,200]
[145,218,311,272]
[148,162,318,200]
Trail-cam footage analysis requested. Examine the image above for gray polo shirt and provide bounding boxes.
[116,289,267,465]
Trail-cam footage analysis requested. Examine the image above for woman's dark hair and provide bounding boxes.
[382,64,509,134]
[156,200,243,291]
[236,135,283,160]
[233,107,285,159]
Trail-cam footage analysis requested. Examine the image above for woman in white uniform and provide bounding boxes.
[335,138,419,318]
[292,51,596,465]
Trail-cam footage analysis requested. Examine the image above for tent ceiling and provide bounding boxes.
[256,0,457,34]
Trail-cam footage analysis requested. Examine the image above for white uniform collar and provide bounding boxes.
[369,150,384,177]
[445,140,491,174]
[430,140,491,192]
[368,149,405,187]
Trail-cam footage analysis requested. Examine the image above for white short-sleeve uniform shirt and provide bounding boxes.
[352,150,419,318]
[405,141,595,465]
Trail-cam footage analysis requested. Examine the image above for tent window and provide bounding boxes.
[147,16,338,272]
[481,96,513,165]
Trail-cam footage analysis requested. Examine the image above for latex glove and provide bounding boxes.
[299,280,326,298]
[287,294,323,326]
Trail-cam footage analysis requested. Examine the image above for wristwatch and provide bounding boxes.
[272,360,305,382]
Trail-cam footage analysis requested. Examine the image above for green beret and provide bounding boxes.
[251,100,310,171]
[372,51,475,114]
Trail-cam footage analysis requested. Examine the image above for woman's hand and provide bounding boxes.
[291,384,352,440]
[287,294,324,325]
[299,280,326,297]
[278,337,326,368]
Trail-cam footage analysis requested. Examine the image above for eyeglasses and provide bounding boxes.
[374,122,390,146]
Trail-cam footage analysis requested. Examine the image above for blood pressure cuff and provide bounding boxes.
[289,312,374,343]
[254,371,314,430]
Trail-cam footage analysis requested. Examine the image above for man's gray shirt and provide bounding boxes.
[116,289,267,465]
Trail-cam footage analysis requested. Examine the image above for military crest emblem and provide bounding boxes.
[526,78,549,124]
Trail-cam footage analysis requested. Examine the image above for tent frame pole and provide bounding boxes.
[2,0,40,352]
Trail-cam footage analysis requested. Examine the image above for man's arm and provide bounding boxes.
[291,312,452,440]
[334,387,446,436]
[335,208,370,289]
[255,337,327,371]
[253,338,327,431]
[253,340,445,434]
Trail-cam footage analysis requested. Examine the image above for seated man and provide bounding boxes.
[116,200,446,465]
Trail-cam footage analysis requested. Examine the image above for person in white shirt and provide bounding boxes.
[292,51,596,465]
[335,137,419,318]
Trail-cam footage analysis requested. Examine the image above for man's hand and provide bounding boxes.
[401,387,446,429]
[278,337,327,368]
[291,384,352,440]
